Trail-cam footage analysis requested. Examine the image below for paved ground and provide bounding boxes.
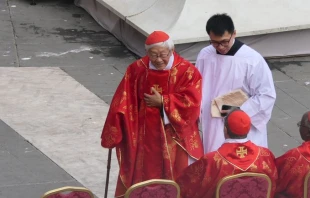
[0,0,309,198]
[0,0,131,197]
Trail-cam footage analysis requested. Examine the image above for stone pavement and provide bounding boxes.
[0,0,131,197]
[0,0,309,198]
[267,57,310,155]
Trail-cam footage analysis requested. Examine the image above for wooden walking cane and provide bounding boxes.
[104,148,112,198]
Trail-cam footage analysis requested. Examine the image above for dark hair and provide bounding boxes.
[226,128,247,139]
[206,13,235,36]
[302,111,310,129]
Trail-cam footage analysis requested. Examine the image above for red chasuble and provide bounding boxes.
[101,53,203,197]
[176,141,278,198]
[276,141,310,198]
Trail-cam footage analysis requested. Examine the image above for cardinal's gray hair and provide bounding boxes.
[145,37,174,51]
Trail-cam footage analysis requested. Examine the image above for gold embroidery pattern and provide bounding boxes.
[104,126,118,146]
[120,91,127,104]
[195,79,201,90]
[163,97,169,107]
[283,157,296,171]
[178,87,187,92]
[119,105,126,114]
[290,164,304,175]
[222,160,228,166]
[189,132,199,150]
[132,136,137,148]
[236,146,248,158]
[170,67,178,84]
[213,153,222,169]
[124,71,131,80]
[181,96,191,107]
[201,176,212,186]
[260,148,270,156]
[186,67,194,80]
[262,161,272,173]
[129,105,134,121]
[171,109,182,122]
[249,164,258,172]
[152,84,163,94]
[189,161,204,183]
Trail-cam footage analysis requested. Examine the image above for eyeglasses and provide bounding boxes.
[149,51,171,60]
[297,121,309,128]
[209,34,233,47]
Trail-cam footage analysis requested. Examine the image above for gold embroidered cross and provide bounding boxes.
[236,146,247,158]
[152,84,162,93]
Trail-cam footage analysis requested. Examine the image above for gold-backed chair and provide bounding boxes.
[125,179,180,198]
[216,172,272,198]
[41,186,94,198]
[304,172,310,198]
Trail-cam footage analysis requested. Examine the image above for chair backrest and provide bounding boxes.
[216,172,272,198]
[41,186,94,198]
[124,179,180,198]
[304,172,310,198]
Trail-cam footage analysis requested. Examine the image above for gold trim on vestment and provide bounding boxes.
[297,147,310,163]
[41,186,94,198]
[216,148,261,171]
[215,172,272,198]
[124,179,180,198]
[304,171,310,198]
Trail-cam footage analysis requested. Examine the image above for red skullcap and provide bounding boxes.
[227,111,251,136]
[145,31,170,45]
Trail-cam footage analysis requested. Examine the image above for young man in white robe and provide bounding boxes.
[196,13,276,153]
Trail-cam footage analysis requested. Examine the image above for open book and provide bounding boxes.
[211,89,249,117]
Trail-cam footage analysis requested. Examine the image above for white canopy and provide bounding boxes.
[75,0,310,62]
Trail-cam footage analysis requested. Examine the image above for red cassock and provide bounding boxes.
[101,53,204,197]
[176,141,278,198]
[276,141,310,198]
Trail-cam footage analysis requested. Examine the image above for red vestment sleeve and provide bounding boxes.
[101,63,139,148]
[275,148,302,198]
[176,157,207,198]
[162,64,202,158]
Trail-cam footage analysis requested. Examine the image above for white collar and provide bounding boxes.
[224,138,249,144]
[149,54,174,70]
